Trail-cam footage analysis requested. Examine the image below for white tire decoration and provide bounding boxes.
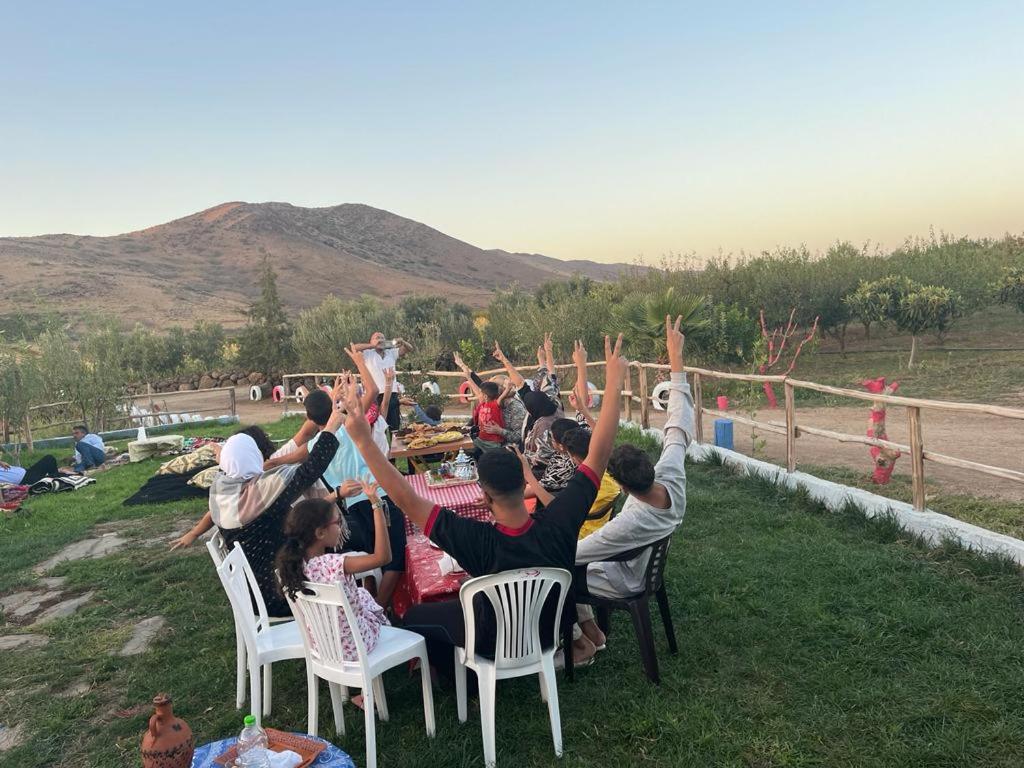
[320,384,332,395]
[249,385,263,402]
[651,381,672,411]
[294,385,309,404]
[421,381,441,396]
[271,385,285,403]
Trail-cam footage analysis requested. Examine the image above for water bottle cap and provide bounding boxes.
[244,715,256,726]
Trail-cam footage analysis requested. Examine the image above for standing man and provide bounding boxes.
[353,332,414,432]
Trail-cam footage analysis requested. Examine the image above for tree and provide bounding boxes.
[755,309,819,407]
[893,285,961,366]
[997,267,1024,313]
[611,287,709,361]
[0,353,39,445]
[238,256,295,375]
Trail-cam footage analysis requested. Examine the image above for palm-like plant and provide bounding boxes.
[611,287,709,360]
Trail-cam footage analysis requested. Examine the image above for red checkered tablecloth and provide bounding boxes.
[392,475,493,618]
[402,474,491,534]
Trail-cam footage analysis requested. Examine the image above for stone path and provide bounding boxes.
[32,534,127,574]
[118,616,166,656]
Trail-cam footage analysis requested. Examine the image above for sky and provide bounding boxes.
[1,1,1022,264]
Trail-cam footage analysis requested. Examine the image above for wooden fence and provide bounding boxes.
[282,361,1024,513]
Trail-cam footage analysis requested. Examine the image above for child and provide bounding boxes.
[276,481,391,663]
[471,381,508,454]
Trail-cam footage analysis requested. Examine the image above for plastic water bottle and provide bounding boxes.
[237,715,271,767]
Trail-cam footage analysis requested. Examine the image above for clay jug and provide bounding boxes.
[140,693,194,768]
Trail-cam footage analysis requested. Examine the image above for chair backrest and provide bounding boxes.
[459,568,571,670]
[206,530,229,567]
[215,544,275,653]
[284,579,370,676]
[643,534,674,594]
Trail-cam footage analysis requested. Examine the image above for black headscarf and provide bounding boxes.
[521,389,558,420]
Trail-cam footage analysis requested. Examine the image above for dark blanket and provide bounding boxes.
[124,466,209,506]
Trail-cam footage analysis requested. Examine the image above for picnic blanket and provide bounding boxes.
[124,465,208,506]
[29,474,96,495]
[1,483,29,514]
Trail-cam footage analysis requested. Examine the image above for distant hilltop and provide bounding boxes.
[0,201,637,327]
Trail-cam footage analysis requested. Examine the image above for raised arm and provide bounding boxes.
[454,352,484,403]
[543,332,556,379]
[512,445,554,506]
[342,479,392,574]
[572,340,596,428]
[662,314,695,451]
[338,374,435,528]
[581,334,627,478]
[380,368,395,419]
[395,337,414,357]
[493,341,526,389]
[345,343,379,412]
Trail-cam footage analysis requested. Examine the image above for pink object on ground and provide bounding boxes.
[716,395,729,410]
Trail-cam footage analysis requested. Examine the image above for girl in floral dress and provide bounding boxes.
[276,479,391,664]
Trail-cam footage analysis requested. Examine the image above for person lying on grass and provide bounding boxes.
[574,316,695,646]
[336,332,628,675]
[276,482,391,708]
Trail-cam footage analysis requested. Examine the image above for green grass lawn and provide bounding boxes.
[2,419,1024,767]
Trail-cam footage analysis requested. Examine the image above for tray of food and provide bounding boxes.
[426,467,480,487]
[214,729,326,767]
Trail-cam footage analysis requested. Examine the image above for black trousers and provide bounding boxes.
[342,497,407,572]
[386,394,402,431]
[24,455,60,486]
[402,599,466,681]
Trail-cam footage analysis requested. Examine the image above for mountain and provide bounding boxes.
[0,202,636,328]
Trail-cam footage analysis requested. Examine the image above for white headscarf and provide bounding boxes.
[218,434,264,480]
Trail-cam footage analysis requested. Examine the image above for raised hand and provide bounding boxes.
[665,314,686,372]
[543,332,554,360]
[343,343,362,368]
[336,373,369,437]
[604,333,628,382]
[492,340,507,362]
[337,478,364,498]
[536,345,546,369]
[330,374,346,404]
[453,351,468,371]
[572,339,587,367]
[383,368,395,386]
[360,474,382,503]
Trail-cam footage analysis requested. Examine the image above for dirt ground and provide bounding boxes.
[232,388,1024,503]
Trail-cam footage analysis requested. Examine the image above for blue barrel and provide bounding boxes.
[714,418,734,450]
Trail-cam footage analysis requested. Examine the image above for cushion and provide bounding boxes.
[187,465,221,489]
[157,446,217,476]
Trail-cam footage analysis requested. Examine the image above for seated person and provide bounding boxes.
[471,381,509,454]
[337,332,629,674]
[454,352,525,447]
[400,397,444,427]
[276,482,391,664]
[0,454,62,486]
[575,317,694,651]
[71,425,106,472]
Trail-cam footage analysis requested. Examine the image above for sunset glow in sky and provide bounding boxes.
[2,1,1022,263]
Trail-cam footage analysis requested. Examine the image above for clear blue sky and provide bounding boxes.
[2,1,1022,262]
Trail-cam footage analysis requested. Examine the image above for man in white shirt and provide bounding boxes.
[353,332,413,431]
[574,316,694,652]
[72,425,107,472]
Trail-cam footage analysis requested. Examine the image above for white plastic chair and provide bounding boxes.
[206,533,248,710]
[454,568,572,768]
[285,580,435,768]
[213,543,305,726]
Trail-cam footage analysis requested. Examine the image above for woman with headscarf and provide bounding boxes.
[210,392,346,617]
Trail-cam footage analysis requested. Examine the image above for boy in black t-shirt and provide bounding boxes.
[337,333,629,677]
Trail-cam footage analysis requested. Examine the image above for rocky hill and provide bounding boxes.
[0,202,634,327]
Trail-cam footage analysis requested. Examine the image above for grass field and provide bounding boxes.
[2,418,1024,767]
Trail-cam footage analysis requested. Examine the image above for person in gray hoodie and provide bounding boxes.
[574,316,695,656]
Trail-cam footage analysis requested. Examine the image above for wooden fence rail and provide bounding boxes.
[280,360,1024,513]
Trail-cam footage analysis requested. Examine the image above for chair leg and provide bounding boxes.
[561,621,574,682]
[477,666,498,768]
[540,655,563,758]
[329,682,346,736]
[596,605,612,637]
[454,649,468,723]
[249,659,263,726]
[372,676,389,722]
[539,672,547,703]
[363,684,378,768]
[627,600,660,684]
[234,629,247,709]
[306,669,319,738]
[262,663,273,717]
[418,651,436,736]
[655,586,679,654]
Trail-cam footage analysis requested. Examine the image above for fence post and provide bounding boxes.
[907,406,926,511]
[784,380,796,472]
[624,365,633,423]
[229,386,237,419]
[23,415,34,453]
[638,364,650,430]
[692,372,704,444]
